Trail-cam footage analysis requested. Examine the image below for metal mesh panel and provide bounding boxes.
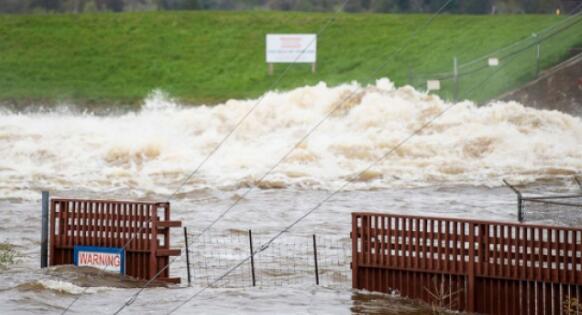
[505,177,582,226]
[522,195,582,226]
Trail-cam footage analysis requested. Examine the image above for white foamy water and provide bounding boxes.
[1,79,581,201]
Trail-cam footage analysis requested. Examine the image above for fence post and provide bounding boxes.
[313,234,319,285]
[453,56,459,101]
[183,227,191,286]
[536,44,541,78]
[517,193,524,222]
[503,179,524,222]
[351,213,359,289]
[41,191,49,268]
[249,229,256,287]
[467,223,476,312]
[149,204,158,279]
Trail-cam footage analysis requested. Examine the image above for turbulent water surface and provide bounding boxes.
[0,79,581,314]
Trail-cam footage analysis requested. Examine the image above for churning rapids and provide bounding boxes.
[1,79,581,314]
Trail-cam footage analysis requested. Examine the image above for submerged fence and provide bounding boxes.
[352,212,582,314]
[48,197,182,283]
[187,230,351,288]
[505,178,582,225]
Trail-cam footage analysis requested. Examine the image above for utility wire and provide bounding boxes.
[108,1,455,314]
[459,2,582,69]
[168,0,351,200]
[414,4,582,80]
[165,30,521,315]
[188,0,455,248]
[89,1,576,313]
[60,2,350,315]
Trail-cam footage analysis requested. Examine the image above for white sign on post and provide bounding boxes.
[427,80,441,91]
[488,57,499,66]
[266,34,317,63]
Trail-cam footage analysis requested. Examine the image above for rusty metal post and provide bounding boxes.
[351,213,359,289]
[41,191,49,268]
[503,179,524,222]
[313,234,319,285]
[467,223,476,312]
[249,229,256,287]
[149,204,158,279]
[184,227,191,286]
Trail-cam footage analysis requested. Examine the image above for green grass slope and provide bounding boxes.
[0,11,580,106]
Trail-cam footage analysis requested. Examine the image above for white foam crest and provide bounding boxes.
[1,78,581,200]
[33,280,109,295]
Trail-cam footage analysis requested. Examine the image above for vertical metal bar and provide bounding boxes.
[149,204,158,280]
[49,200,56,266]
[351,214,358,288]
[184,227,191,286]
[467,222,475,312]
[313,234,319,285]
[249,229,256,287]
[518,193,524,222]
[41,191,49,268]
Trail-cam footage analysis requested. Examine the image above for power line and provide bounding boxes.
[164,23,521,315]
[72,1,578,314]
[108,1,455,314]
[168,0,351,200]
[188,0,455,250]
[459,2,582,69]
[59,2,351,315]
[414,3,582,80]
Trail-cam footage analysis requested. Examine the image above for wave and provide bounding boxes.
[0,80,581,200]
[16,280,108,295]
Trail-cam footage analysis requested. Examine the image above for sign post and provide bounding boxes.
[266,34,317,75]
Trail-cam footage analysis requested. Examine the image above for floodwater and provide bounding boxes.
[1,79,581,314]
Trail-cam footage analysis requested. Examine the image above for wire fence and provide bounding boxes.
[521,195,582,226]
[188,231,351,288]
[505,177,582,226]
[408,9,582,103]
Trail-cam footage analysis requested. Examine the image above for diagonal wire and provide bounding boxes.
[415,3,582,80]
[189,0,455,247]
[165,33,524,314]
[59,2,350,315]
[108,1,454,314]
[168,0,351,200]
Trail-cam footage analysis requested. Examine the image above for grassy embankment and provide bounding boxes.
[0,11,580,106]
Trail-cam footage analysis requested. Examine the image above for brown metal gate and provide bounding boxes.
[49,198,182,283]
[351,212,582,314]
